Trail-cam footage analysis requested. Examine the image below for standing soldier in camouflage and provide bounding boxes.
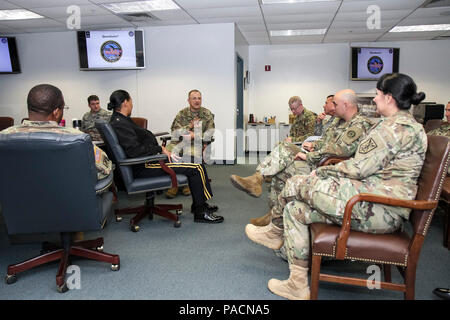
[165,89,215,198]
[428,101,450,138]
[1,84,113,241]
[230,96,317,199]
[245,73,427,300]
[81,95,112,141]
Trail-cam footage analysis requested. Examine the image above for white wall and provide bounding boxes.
[248,40,450,123]
[0,23,237,162]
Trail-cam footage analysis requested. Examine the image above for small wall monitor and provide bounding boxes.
[77,30,145,71]
[351,47,399,81]
[0,37,21,74]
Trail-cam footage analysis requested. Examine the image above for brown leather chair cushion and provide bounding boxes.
[0,117,14,131]
[311,223,411,266]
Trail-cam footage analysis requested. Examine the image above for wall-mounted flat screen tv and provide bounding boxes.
[77,30,145,70]
[351,47,399,81]
[0,37,21,74]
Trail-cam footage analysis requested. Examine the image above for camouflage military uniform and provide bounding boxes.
[1,120,112,180]
[268,113,372,214]
[167,106,215,162]
[81,108,112,141]
[313,115,335,136]
[277,110,427,266]
[428,121,450,137]
[289,108,317,144]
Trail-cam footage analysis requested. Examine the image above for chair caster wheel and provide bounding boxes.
[5,274,17,285]
[115,216,123,222]
[111,264,120,271]
[174,221,181,228]
[96,245,104,252]
[131,225,140,232]
[57,282,69,293]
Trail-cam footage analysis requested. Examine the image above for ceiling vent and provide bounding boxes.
[422,0,450,8]
[118,12,161,22]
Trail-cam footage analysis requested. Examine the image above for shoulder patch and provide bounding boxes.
[342,126,363,145]
[358,137,378,154]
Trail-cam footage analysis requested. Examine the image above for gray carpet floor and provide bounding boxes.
[0,163,449,300]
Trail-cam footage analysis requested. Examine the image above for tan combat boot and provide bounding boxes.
[268,264,310,300]
[245,223,283,250]
[165,186,178,199]
[230,172,263,198]
[181,186,191,196]
[249,212,271,226]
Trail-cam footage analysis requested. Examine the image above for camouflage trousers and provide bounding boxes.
[256,141,302,177]
[275,174,405,266]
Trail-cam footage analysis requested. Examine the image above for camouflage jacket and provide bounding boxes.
[428,121,450,137]
[306,113,373,166]
[314,115,336,136]
[289,107,317,143]
[81,108,112,141]
[317,110,427,218]
[1,120,112,180]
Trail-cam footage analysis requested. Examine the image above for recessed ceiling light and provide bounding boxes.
[102,0,180,14]
[0,9,44,20]
[262,0,338,4]
[270,29,327,36]
[390,24,450,32]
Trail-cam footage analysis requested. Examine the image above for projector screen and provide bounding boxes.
[77,30,145,70]
[351,47,399,81]
[0,37,21,74]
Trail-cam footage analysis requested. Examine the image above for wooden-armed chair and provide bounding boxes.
[310,135,450,300]
[0,116,14,131]
[131,117,148,129]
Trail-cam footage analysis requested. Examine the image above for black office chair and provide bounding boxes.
[95,121,188,231]
[0,131,120,293]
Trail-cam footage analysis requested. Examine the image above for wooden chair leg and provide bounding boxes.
[445,201,450,249]
[383,264,392,283]
[404,265,416,300]
[310,255,322,300]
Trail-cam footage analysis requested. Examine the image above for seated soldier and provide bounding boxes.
[232,90,373,227]
[165,89,215,199]
[313,95,336,136]
[428,101,450,138]
[0,84,113,241]
[81,95,112,141]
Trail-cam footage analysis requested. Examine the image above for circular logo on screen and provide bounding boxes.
[100,41,123,63]
[1,38,6,44]
[367,56,384,74]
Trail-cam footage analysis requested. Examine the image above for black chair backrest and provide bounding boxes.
[411,135,450,236]
[0,132,104,234]
[95,121,134,191]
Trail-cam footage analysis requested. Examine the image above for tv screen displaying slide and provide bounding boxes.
[351,47,399,81]
[77,30,145,70]
[0,37,21,74]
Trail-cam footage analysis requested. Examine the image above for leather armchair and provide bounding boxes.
[0,131,120,293]
[310,135,450,299]
[0,116,14,131]
[95,121,188,231]
[131,117,148,129]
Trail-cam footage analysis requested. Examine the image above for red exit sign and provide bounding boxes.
[265,65,271,72]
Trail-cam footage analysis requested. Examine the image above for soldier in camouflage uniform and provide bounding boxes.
[81,95,112,142]
[165,89,215,198]
[428,101,450,138]
[244,73,427,300]
[313,95,336,136]
[0,84,113,242]
[230,96,316,200]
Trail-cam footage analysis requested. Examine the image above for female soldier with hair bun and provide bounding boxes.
[244,73,428,300]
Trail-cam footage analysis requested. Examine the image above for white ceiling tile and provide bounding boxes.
[399,16,450,26]
[401,7,450,19]
[174,0,259,9]
[0,18,65,28]
[237,23,267,32]
[188,6,261,19]
[53,14,133,27]
[340,0,424,12]
[267,22,330,30]
[30,5,113,18]
[0,1,21,10]
[196,16,263,25]
[261,1,340,15]
[265,13,335,24]
[7,0,92,8]
[378,30,446,41]
[149,9,194,21]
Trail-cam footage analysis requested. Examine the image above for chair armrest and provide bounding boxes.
[118,154,168,166]
[318,156,350,167]
[95,172,114,194]
[335,193,438,259]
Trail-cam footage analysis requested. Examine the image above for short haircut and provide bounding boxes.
[87,95,99,104]
[27,84,64,115]
[288,96,302,105]
[188,89,201,98]
[327,95,334,99]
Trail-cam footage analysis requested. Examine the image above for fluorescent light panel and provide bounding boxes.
[0,9,44,20]
[390,24,450,32]
[262,0,338,4]
[270,29,327,36]
[102,0,179,13]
